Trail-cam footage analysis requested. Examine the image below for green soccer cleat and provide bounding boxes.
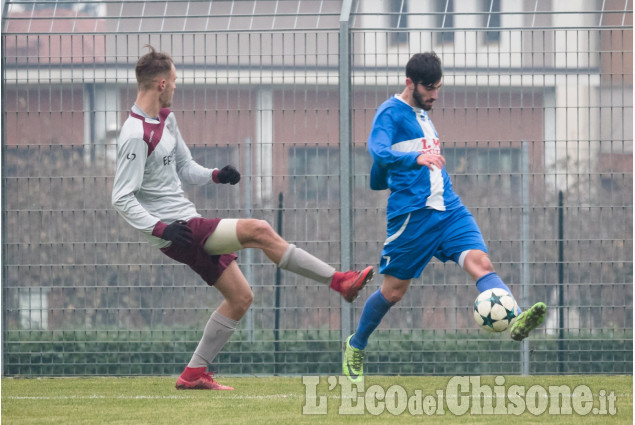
[343,335,365,383]
[510,302,547,341]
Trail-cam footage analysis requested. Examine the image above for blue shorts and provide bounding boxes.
[380,206,487,280]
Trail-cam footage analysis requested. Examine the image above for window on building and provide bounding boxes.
[486,0,502,43]
[389,0,409,45]
[288,146,371,204]
[436,0,455,44]
[288,146,337,204]
[19,288,49,330]
[444,147,522,197]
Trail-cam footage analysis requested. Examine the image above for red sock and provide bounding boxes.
[329,272,343,292]
[180,366,206,380]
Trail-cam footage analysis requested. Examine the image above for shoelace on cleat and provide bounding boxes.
[350,349,365,370]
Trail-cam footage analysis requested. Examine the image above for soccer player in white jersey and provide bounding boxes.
[342,52,546,383]
[112,46,374,390]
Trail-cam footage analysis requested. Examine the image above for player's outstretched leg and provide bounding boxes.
[343,335,365,383]
[510,302,547,341]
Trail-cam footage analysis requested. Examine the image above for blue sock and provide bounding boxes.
[350,289,393,350]
[476,272,522,313]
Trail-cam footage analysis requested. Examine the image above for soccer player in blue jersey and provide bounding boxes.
[343,52,546,382]
[112,46,374,390]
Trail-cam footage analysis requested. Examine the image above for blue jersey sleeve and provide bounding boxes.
[368,108,421,170]
[369,162,389,190]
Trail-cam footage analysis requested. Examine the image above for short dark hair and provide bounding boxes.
[135,45,173,90]
[406,52,442,87]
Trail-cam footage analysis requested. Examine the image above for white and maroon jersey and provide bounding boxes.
[112,104,215,247]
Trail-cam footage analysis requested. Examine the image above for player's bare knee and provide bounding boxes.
[465,250,494,275]
[248,219,277,245]
[230,289,253,316]
[243,289,254,310]
[479,255,495,274]
[383,288,405,304]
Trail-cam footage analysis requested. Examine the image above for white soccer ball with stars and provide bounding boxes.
[473,288,520,332]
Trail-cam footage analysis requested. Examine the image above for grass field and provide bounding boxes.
[2,375,632,424]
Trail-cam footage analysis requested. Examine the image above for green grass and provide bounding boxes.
[2,375,632,424]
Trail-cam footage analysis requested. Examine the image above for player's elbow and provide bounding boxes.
[370,152,389,169]
[369,162,389,190]
[111,194,123,211]
[111,192,131,213]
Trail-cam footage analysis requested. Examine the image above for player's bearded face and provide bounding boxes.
[414,81,441,111]
[412,88,430,110]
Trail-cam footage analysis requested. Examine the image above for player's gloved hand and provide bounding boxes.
[160,220,193,247]
[213,165,241,185]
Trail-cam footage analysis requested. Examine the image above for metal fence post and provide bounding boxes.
[339,0,357,342]
[521,141,530,376]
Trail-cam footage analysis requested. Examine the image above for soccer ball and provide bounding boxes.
[473,288,519,332]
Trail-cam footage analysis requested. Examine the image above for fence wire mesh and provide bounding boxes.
[1,0,632,376]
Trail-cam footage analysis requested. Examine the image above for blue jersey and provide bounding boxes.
[368,95,462,219]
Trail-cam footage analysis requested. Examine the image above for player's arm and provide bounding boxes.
[369,161,389,191]
[416,152,445,170]
[368,110,420,170]
[419,117,446,170]
[171,116,240,185]
[111,136,159,235]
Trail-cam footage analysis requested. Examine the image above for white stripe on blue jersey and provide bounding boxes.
[368,95,462,219]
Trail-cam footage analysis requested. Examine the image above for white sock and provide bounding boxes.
[278,244,335,284]
[187,311,238,368]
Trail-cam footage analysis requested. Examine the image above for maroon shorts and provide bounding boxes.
[160,217,238,286]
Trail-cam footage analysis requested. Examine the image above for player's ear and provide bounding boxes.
[405,77,416,91]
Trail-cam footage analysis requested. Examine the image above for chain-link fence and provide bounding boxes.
[2,0,632,376]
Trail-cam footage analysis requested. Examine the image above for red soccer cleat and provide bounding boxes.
[331,266,374,302]
[175,367,234,390]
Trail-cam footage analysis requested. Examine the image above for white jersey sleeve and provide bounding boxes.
[111,120,161,236]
